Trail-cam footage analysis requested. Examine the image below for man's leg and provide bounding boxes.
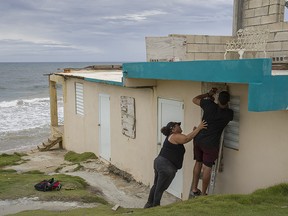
[202,147,218,195]
[191,161,202,192]
[192,141,203,194]
[201,164,212,195]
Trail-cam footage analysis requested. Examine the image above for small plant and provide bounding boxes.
[23,170,45,175]
[64,151,98,163]
[0,152,24,168]
[0,169,17,174]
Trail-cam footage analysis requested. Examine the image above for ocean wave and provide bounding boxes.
[0,97,50,108]
[0,122,51,133]
[1,124,50,137]
[0,125,51,153]
[31,84,48,89]
[0,97,63,133]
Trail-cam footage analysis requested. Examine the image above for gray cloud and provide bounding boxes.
[0,0,233,62]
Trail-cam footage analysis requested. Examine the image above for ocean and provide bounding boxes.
[0,62,119,153]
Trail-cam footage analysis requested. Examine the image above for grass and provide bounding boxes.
[1,152,288,216]
[0,152,27,168]
[64,151,98,163]
[0,151,107,206]
[11,183,288,216]
[0,170,107,204]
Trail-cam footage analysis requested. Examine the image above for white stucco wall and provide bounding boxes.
[152,81,288,198]
[61,76,288,200]
[62,78,156,185]
[216,84,288,194]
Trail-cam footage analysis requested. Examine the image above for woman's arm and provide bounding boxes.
[170,120,207,145]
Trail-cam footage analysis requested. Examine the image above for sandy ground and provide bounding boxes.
[1,149,180,215]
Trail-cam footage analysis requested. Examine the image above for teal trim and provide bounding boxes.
[249,76,288,111]
[123,58,288,112]
[84,78,123,86]
[123,59,271,84]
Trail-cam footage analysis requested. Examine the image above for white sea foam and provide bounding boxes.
[0,97,63,152]
[0,97,63,133]
[0,62,103,153]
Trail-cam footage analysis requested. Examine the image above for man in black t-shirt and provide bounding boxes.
[190,89,233,196]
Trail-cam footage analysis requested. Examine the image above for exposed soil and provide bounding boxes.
[1,149,179,215]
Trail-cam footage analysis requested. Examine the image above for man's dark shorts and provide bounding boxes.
[193,141,219,168]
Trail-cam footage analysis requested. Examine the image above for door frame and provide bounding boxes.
[157,98,184,198]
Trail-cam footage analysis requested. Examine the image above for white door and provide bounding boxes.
[99,94,111,161]
[158,98,184,199]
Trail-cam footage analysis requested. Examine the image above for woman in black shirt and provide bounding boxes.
[144,120,207,208]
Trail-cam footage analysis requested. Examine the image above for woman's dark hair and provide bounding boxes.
[161,122,180,136]
[161,126,171,136]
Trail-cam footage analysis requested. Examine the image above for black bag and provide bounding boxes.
[34,178,62,192]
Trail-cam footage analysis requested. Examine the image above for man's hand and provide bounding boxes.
[208,88,218,96]
[193,88,218,106]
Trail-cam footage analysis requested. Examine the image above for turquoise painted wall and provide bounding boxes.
[123,59,288,112]
[123,59,271,83]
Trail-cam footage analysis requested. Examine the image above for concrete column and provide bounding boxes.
[233,0,244,35]
[49,78,58,127]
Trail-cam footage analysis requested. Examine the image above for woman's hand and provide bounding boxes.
[198,120,208,130]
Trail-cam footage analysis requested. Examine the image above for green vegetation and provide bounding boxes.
[1,152,287,216]
[64,151,98,163]
[0,170,107,204]
[62,151,96,172]
[0,152,26,168]
[0,151,107,209]
[11,205,132,216]
[11,183,288,216]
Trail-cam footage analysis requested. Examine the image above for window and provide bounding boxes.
[224,96,240,150]
[75,82,84,115]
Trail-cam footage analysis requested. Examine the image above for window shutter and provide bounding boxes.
[75,82,84,115]
[224,96,240,150]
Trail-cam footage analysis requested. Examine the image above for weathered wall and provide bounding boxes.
[146,34,233,61]
[216,83,288,194]
[234,0,288,60]
[242,0,285,28]
[63,78,156,185]
[146,0,288,61]
[145,35,186,62]
[185,35,233,60]
[267,21,288,60]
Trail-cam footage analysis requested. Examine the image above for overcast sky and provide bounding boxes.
[0,0,235,62]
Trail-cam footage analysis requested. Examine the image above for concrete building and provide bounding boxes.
[146,0,288,62]
[48,0,288,201]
